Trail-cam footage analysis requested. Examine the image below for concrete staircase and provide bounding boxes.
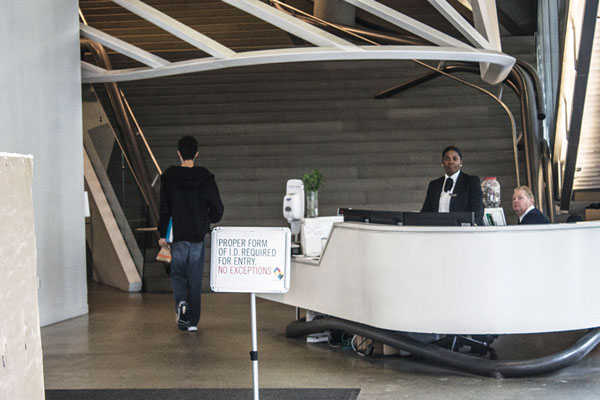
[79,0,533,292]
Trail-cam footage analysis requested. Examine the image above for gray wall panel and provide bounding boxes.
[0,0,88,326]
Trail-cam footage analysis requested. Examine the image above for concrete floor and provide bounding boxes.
[42,283,600,399]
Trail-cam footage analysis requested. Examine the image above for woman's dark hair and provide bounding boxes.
[442,146,462,160]
[178,136,198,160]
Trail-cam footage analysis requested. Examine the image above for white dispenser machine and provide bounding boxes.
[283,179,305,242]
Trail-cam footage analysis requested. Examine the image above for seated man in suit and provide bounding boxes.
[512,186,550,224]
[421,146,484,225]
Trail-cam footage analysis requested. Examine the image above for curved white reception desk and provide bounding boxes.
[260,221,600,335]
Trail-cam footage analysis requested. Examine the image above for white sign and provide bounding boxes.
[301,216,344,256]
[483,207,507,226]
[210,227,291,293]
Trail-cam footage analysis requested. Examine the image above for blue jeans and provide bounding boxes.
[170,241,205,326]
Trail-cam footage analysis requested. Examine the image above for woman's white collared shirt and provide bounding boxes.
[438,170,461,212]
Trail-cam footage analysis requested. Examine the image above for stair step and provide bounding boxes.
[144,127,511,145]
[133,109,515,126]
[100,21,284,37]
[87,15,260,29]
[82,2,235,15]
[115,70,498,92]
[126,98,517,117]
[150,139,514,161]
[215,174,519,195]
[208,162,518,184]
[84,8,249,23]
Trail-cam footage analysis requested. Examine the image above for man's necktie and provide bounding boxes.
[444,178,453,193]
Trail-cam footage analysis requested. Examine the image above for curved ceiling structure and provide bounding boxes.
[80,0,515,84]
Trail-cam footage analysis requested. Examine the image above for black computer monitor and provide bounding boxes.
[369,210,404,225]
[338,208,404,225]
[337,208,371,223]
[403,211,474,226]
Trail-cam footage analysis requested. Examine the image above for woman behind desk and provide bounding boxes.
[512,186,550,224]
[421,146,484,225]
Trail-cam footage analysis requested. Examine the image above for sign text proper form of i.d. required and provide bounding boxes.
[210,227,291,293]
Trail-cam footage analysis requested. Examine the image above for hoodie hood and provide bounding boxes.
[163,166,213,190]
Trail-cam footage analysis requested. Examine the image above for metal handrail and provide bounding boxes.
[271,0,424,46]
[80,9,160,227]
[80,57,143,201]
[511,64,553,220]
[81,9,162,180]
[412,61,521,188]
[119,89,162,176]
[81,42,141,189]
[516,60,547,120]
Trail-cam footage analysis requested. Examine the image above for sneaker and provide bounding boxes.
[176,301,189,331]
[187,326,198,332]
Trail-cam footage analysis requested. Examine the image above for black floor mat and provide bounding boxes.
[45,388,360,400]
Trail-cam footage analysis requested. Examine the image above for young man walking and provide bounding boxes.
[158,136,224,331]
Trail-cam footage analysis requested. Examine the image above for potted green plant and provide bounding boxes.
[302,169,324,217]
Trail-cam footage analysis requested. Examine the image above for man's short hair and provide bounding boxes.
[514,185,535,204]
[178,136,198,160]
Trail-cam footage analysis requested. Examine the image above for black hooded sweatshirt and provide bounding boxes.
[158,166,224,243]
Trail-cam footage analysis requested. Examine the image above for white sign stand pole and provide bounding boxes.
[210,227,291,400]
[250,292,259,400]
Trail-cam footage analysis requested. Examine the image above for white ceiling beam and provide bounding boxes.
[80,23,169,68]
[471,0,502,51]
[457,0,473,10]
[81,61,108,75]
[344,0,470,48]
[222,0,356,49]
[81,46,514,84]
[466,0,502,83]
[111,0,236,58]
[428,0,491,49]
[81,0,516,86]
